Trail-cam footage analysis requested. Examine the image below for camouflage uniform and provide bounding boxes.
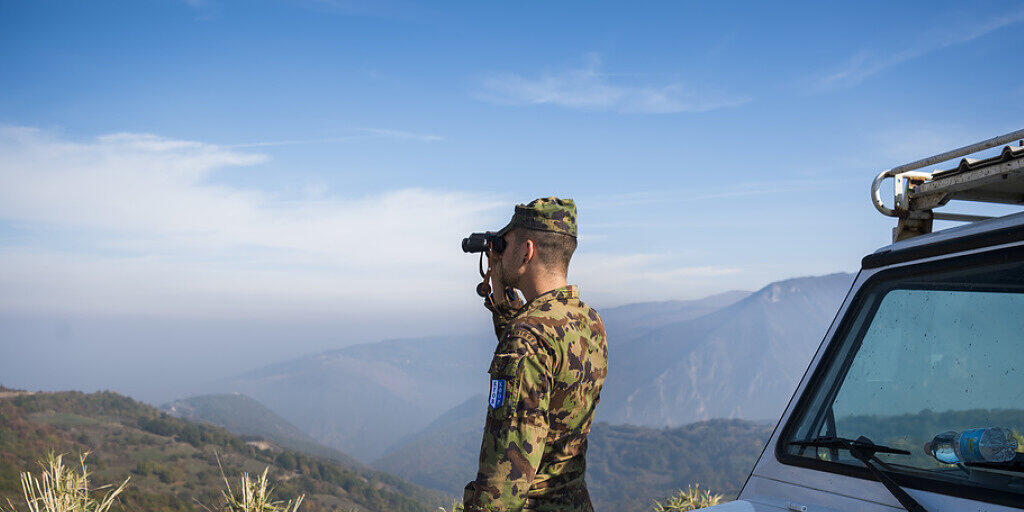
[463,198,609,512]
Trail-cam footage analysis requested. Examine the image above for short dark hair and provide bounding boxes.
[519,228,577,274]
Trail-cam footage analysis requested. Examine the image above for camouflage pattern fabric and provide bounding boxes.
[497,197,578,238]
[464,285,608,512]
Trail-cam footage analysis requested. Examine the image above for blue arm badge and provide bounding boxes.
[488,379,506,409]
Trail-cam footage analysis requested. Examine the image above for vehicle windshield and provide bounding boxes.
[782,253,1024,503]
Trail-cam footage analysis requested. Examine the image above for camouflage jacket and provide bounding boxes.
[463,285,608,512]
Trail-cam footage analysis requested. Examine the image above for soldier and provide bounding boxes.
[463,197,608,512]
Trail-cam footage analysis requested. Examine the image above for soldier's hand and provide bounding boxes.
[486,248,507,304]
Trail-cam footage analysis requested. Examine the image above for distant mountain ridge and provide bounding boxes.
[217,272,853,461]
[219,335,493,460]
[163,393,310,441]
[600,273,854,426]
[600,290,751,343]
[161,393,362,468]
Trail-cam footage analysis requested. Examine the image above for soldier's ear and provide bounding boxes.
[523,239,534,265]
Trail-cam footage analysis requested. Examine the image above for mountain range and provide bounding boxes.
[599,273,854,426]
[162,393,363,469]
[210,272,854,461]
[216,335,493,460]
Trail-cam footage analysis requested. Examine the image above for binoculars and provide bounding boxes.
[462,232,507,254]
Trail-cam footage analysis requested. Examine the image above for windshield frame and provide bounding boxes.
[775,243,1024,509]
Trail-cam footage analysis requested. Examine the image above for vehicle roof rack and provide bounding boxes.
[871,128,1024,242]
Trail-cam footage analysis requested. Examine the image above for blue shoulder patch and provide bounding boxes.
[488,379,506,409]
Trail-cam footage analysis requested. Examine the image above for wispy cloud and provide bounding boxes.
[475,54,750,114]
[179,0,220,21]
[586,177,857,211]
[227,127,443,148]
[573,252,742,304]
[359,128,444,142]
[865,125,1018,168]
[0,126,495,318]
[813,11,1024,90]
[293,0,423,19]
[227,136,361,148]
[0,125,719,319]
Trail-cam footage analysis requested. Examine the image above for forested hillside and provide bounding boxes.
[0,390,446,512]
[374,393,772,512]
[586,420,770,512]
[161,393,363,469]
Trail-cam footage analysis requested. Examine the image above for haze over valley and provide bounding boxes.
[182,272,851,461]
[3,269,856,506]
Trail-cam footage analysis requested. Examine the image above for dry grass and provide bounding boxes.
[7,451,729,512]
[435,500,463,512]
[199,454,304,512]
[205,467,303,512]
[4,451,306,512]
[651,484,724,512]
[439,484,725,512]
[2,452,129,512]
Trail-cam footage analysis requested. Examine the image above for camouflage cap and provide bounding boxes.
[497,197,577,238]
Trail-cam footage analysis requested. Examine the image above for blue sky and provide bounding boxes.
[1,1,1023,397]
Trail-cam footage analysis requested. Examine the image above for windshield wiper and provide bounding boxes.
[789,436,928,512]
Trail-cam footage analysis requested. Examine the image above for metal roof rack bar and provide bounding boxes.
[873,129,1024,217]
[890,128,1024,175]
[871,129,1024,242]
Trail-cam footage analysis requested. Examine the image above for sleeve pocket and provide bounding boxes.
[486,353,522,420]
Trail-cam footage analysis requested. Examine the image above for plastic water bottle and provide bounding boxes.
[925,428,1019,464]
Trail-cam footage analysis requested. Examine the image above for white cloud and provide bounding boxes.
[813,12,1024,90]
[476,54,750,114]
[572,252,742,305]
[0,125,749,321]
[0,126,501,318]
[359,128,443,142]
[870,127,973,163]
[228,128,443,148]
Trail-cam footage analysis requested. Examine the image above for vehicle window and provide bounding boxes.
[782,257,1024,502]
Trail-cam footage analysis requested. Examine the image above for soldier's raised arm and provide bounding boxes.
[485,286,525,340]
[463,328,552,511]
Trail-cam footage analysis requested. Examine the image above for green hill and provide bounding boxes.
[0,390,447,512]
[373,394,486,495]
[161,393,363,469]
[586,420,770,511]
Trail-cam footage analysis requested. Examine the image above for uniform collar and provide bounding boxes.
[523,285,578,311]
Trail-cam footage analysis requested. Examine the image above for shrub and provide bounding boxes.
[438,485,726,512]
[650,485,724,512]
[208,467,304,512]
[2,452,129,512]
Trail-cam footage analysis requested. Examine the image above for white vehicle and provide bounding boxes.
[701,129,1024,512]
